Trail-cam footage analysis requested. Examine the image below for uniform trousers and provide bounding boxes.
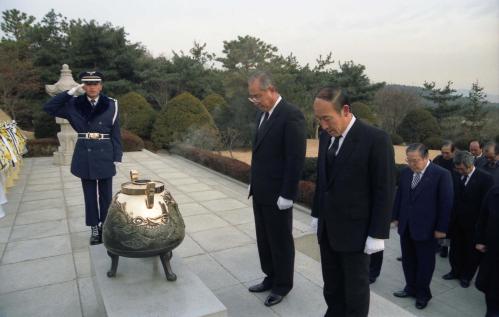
[81,178,112,226]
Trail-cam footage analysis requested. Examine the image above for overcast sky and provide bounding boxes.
[2,0,498,98]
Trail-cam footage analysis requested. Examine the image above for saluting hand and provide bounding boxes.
[68,84,85,96]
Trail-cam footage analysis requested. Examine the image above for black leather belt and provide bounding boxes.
[77,133,110,140]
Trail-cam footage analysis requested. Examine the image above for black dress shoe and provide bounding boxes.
[415,299,428,309]
[393,290,412,298]
[90,226,101,245]
[396,256,402,261]
[264,293,283,306]
[369,276,377,284]
[460,279,470,288]
[442,272,458,280]
[248,282,272,293]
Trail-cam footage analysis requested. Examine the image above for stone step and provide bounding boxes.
[90,244,227,317]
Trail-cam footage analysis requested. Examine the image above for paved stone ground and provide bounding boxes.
[0,150,484,316]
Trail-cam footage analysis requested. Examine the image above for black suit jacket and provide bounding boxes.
[250,98,306,205]
[312,119,396,252]
[450,168,493,233]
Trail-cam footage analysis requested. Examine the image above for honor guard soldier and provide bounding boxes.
[44,71,122,245]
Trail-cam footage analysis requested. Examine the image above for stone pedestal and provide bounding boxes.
[90,244,227,317]
[45,64,79,166]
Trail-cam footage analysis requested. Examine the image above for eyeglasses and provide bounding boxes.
[405,158,424,165]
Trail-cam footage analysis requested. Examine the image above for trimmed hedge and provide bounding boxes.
[151,92,219,149]
[121,129,144,152]
[119,92,155,139]
[26,138,59,157]
[172,145,250,183]
[172,145,318,208]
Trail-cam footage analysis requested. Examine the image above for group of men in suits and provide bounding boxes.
[247,72,395,316]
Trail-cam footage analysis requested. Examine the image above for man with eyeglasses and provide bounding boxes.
[44,71,122,246]
[392,143,453,310]
[246,71,306,307]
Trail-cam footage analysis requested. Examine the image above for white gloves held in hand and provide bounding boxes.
[277,196,293,210]
[364,236,385,255]
[68,84,85,96]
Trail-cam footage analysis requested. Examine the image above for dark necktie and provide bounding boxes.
[327,136,342,163]
[461,175,468,187]
[259,112,269,129]
[90,99,96,108]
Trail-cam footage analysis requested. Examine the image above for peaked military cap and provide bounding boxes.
[79,71,104,83]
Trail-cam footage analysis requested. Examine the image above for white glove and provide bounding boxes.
[67,84,85,96]
[277,196,293,210]
[310,217,318,232]
[364,236,385,255]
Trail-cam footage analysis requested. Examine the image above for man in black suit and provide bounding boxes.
[392,143,453,310]
[311,86,396,317]
[247,71,306,307]
[443,150,493,287]
[432,140,457,258]
[478,141,498,175]
[469,140,486,167]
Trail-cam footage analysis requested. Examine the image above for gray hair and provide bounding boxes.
[406,143,429,158]
[483,141,497,152]
[248,71,276,90]
[453,150,475,168]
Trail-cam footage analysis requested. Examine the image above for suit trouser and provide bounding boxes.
[81,178,112,226]
[320,224,370,317]
[449,220,481,281]
[252,200,294,296]
[400,228,436,301]
[369,251,383,280]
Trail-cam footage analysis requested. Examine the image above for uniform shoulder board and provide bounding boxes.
[110,98,119,125]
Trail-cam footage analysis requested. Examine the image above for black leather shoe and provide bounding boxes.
[248,283,272,293]
[264,293,283,306]
[442,272,458,280]
[396,256,402,261]
[415,299,428,309]
[90,226,101,245]
[369,277,377,284]
[393,290,412,298]
[460,279,470,288]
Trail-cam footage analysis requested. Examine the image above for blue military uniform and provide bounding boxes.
[43,71,122,243]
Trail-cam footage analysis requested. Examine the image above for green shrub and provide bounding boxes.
[201,93,230,129]
[118,92,155,138]
[33,111,59,138]
[390,133,404,145]
[351,102,377,125]
[302,157,317,182]
[424,136,445,150]
[171,144,250,183]
[151,92,219,149]
[25,138,59,157]
[397,108,440,143]
[121,129,144,152]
